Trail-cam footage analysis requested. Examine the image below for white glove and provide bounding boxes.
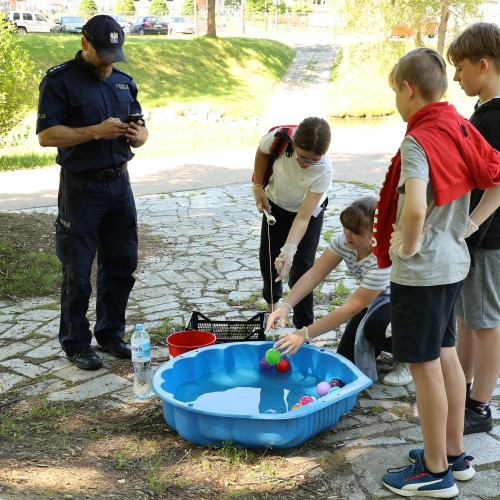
[385,322,392,338]
[464,217,478,238]
[252,183,270,212]
[274,244,297,282]
[390,224,431,260]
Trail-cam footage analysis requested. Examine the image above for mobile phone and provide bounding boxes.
[125,114,143,123]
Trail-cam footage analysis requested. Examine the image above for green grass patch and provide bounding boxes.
[2,35,294,172]
[327,39,478,119]
[328,41,412,118]
[0,151,57,171]
[0,401,69,438]
[16,35,295,118]
[0,240,60,299]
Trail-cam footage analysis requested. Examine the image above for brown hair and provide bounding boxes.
[389,48,447,101]
[447,22,500,71]
[293,117,331,155]
[340,196,377,235]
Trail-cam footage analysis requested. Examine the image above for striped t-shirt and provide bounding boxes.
[328,233,390,295]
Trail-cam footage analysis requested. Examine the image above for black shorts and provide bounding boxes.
[390,281,462,363]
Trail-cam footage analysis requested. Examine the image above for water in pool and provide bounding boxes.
[173,365,327,415]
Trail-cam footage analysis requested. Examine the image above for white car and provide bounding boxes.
[7,11,53,33]
[107,13,131,34]
[165,16,195,35]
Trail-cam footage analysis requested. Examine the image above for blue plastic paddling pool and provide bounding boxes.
[152,341,372,448]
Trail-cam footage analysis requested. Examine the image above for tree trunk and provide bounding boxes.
[207,0,217,37]
[436,1,450,56]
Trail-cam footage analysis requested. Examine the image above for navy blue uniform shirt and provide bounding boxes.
[36,50,143,172]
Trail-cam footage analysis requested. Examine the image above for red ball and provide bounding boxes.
[275,358,290,373]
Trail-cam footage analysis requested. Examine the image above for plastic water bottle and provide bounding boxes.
[131,324,152,399]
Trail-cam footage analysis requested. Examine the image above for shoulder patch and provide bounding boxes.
[47,61,71,77]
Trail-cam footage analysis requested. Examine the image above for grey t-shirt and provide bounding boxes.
[390,136,471,286]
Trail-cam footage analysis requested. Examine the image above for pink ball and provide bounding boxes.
[316,381,331,397]
[298,395,314,406]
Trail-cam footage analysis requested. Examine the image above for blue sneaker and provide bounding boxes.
[383,451,459,498]
[409,448,475,481]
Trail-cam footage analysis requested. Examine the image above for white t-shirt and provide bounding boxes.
[329,233,390,295]
[259,131,332,213]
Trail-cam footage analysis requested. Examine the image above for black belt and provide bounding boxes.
[70,162,127,181]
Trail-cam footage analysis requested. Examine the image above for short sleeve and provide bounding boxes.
[398,135,430,190]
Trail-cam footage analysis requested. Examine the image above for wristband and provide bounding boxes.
[281,302,293,314]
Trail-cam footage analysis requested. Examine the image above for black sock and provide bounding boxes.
[425,466,449,478]
[466,382,472,396]
[447,454,462,462]
[466,396,490,416]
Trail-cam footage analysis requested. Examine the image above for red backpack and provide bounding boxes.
[252,125,296,188]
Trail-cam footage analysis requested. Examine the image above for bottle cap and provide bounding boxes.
[136,323,143,330]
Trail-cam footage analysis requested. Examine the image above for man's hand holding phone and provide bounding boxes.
[125,114,144,124]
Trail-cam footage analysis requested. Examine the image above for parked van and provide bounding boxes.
[7,11,52,33]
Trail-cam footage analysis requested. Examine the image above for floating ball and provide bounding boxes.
[291,403,302,411]
[298,395,314,406]
[316,381,331,397]
[329,378,345,388]
[264,408,277,414]
[259,357,273,371]
[264,348,281,366]
[329,386,340,394]
[275,358,290,373]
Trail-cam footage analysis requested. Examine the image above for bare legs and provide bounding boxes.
[408,347,465,473]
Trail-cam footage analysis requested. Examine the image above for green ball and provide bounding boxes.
[265,348,281,366]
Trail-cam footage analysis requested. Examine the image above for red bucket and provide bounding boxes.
[167,330,216,357]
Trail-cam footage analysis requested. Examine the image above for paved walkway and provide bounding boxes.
[0,40,499,498]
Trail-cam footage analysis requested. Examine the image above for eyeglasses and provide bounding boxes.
[295,151,324,167]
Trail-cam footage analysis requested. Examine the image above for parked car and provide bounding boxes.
[51,15,86,34]
[391,18,438,38]
[165,16,194,35]
[103,13,131,34]
[6,11,53,33]
[131,16,169,35]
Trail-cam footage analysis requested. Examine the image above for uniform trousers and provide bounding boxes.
[56,168,138,356]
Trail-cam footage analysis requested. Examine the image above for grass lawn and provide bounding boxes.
[0,35,295,171]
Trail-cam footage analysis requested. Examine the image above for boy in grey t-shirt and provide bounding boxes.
[374,48,500,498]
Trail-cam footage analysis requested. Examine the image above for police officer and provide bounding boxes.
[36,15,148,370]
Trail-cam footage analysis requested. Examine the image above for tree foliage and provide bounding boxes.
[78,0,98,18]
[340,0,481,54]
[0,23,34,145]
[116,0,136,16]
[181,0,195,16]
[149,0,169,15]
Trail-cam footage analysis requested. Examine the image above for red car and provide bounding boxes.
[391,18,438,38]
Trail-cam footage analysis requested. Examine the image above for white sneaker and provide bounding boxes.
[383,362,413,386]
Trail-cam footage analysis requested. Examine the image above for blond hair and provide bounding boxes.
[447,22,500,72]
[389,48,447,101]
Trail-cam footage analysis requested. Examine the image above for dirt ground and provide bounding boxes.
[0,212,365,499]
[0,394,364,499]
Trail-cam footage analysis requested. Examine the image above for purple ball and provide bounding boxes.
[316,381,331,397]
[329,378,345,388]
[259,357,273,371]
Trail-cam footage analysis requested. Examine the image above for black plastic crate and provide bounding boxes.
[186,311,266,343]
